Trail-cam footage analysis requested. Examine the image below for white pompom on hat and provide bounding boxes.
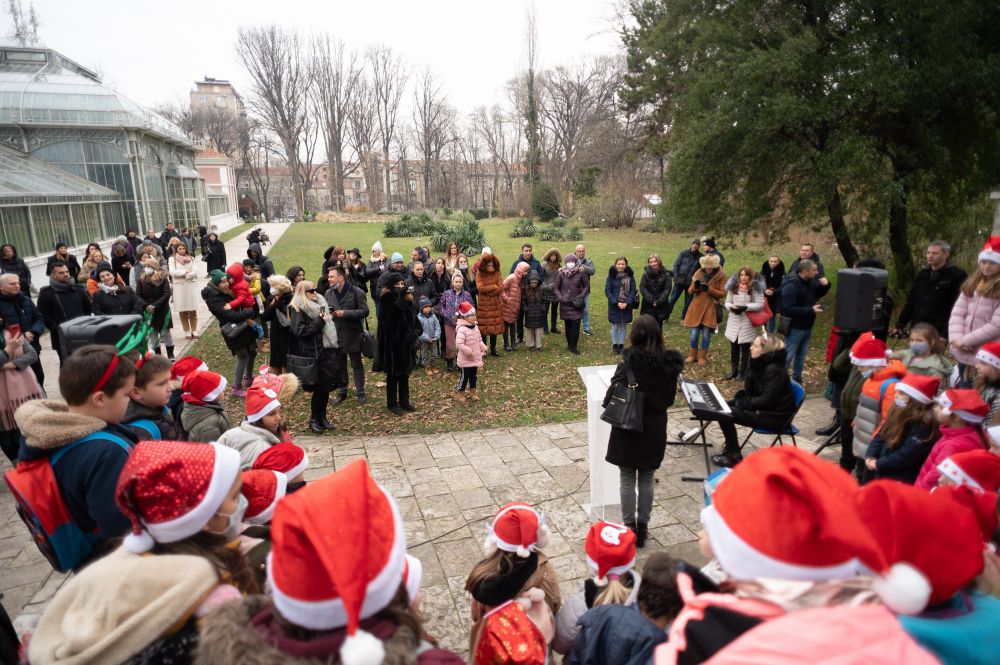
[484,502,551,558]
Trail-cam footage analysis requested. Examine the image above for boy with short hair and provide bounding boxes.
[417,296,442,376]
[13,345,139,568]
[122,353,181,440]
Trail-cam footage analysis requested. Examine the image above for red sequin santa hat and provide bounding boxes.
[585,521,636,583]
[895,373,939,405]
[936,389,989,424]
[458,301,476,318]
[976,341,1000,371]
[979,236,1000,265]
[849,332,891,367]
[856,480,988,607]
[181,370,228,403]
[246,382,282,423]
[241,469,288,525]
[252,442,309,479]
[268,459,405,665]
[484,502,551,558]
[403,554,422,605]
[115,440,241,553]
[937,449,1000,492]
[170,355,208,381]
[701,447,930,614]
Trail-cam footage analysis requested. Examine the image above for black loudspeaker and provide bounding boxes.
[834,268,889,331]
[58,315,141,359]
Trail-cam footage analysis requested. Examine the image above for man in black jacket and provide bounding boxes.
[0,273,45,384]
[780,259,831,384]
[37,261,92,365]
[892,240,966,338]
[326,266,369,405]
[667,239,701,320]
[788,243,829,286]
[157,223,180,250]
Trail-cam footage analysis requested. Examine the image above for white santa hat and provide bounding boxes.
[403,554,423,605]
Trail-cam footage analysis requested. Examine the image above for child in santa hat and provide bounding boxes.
[252,441,309,487]
[915,389,990,490]
[935,448,1000,492]
[238,468,288,589]
[552,521,642,655]
[167,354,207,428]
[27,440,256,665]
[850,331,907,482]
[179,369,231,442]
[217,368,299,469]
[863,373,942,484]
[195,459,464,665]
[975,341,1000,426]
[465,502,561,656]
[454,300,487,403]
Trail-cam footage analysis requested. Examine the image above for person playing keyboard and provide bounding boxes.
[691,334,798,468]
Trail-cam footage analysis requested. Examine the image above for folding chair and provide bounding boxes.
[739,381,806,451]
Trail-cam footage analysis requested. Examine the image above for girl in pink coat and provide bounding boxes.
[949,238,1000,386]
[455,301,488,403]
[501,262,530,351]
[914,389,989,489]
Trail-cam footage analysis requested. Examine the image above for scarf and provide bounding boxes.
[617,272,630,303]
[0,333,44,430]
[47,277,76,292]
[173,252,193,266]
[296,296,339,349]
[99,282,119,294]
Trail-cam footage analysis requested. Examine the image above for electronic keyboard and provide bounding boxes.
[681,378,731,415]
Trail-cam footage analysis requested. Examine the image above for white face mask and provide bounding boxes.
[860,368,874,378]
[212,494,248,540]
[143,266,154,275]
[894,397,908,408]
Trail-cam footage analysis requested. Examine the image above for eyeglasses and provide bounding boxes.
[306,288,317,294]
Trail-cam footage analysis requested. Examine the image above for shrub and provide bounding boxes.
[446,210,475,224]
[440,205,453,217]
[549,216,566,228]
[384,213,446,237]
[566,225,583,242]
[509,218,537,238]
[467,208,490,220]
[431,218,488,255]
[531,182,561,221]
[538,226,564,242]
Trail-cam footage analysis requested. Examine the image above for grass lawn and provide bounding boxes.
[189,218,846,436]
[220,221,257,243]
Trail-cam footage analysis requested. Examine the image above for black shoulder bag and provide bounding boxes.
[601,364,645,432]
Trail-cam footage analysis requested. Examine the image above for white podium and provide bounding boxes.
[577,364,622,521]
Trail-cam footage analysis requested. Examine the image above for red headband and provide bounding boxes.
[91,355,120,394]
[134,351,153,371]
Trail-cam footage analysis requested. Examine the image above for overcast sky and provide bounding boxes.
[23,0,623,115]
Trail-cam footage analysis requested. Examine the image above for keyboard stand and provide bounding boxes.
[666,415,714,483]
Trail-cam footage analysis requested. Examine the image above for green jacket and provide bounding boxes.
[180,401,232,444]
[833,349,865,421]
[892,349,954,386]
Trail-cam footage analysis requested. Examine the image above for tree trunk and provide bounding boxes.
[888,178,915,291]
[828,186,858,269]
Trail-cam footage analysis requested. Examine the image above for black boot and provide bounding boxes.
[711,449,744,468]
[489,337,499,357]
[737,344,749,380]
[320,417,335,430]
[636,522,648,548]
[152,346,162,355]
[447,358,456,372]
[816,413,840,436]
[308,418,324,434]
[165,345,175,361]
[332,391,348,405]
[724,344,739,380]
[624,520,637,535]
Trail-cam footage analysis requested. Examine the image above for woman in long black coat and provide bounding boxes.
[603,314,684,547]
[374,272,419,416]
[289,280,344,434]
[201,232,227,274]
[202,270,257,396]
[135,258,175,359]
[759,256,785,334]
[261,274,296,374]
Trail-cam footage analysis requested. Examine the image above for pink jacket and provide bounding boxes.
[455,319,487,368]
[948,290,1000,365]
[501,263,530,324]
[703,605,939,665]
[914,424,986,489]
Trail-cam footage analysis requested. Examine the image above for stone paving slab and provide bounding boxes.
[3,395,842,653]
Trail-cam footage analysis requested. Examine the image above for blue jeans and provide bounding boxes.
[784,327,812,382]
[611,322,628,345]
[766,316,777,334]
[667,283,691,319]
[689,325,713,349]
[582,293,592,332]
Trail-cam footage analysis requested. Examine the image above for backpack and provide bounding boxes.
[3,431,132,573]
[124,417,162,441]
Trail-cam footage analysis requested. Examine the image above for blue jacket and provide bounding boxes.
[510,255,542,277]
[605,266,638,324]
[0,291,44,338]
[900,593,1000,665]
[418,311,441,342]
[569,604,666,665]
[865,422,935,484]
[780,273,831,330]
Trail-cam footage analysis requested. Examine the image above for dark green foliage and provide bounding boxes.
[509,219,537,238]
[532,182,561,221]
[565,225,583,242]
[572,166,603,200]
[431,219,488,255]
[384,213,446,238]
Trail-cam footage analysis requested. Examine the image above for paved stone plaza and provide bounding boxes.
[1,395,841,655]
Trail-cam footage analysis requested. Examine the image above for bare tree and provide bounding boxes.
[7,0,39,45]
[347,74,380,209]
[310,34,361,211]
[236,115,279,222]
[235,26,311,215]
[368,46,409,210]
[412,68,455,208]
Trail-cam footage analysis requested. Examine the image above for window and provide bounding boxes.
[352,179,361,190]
[103,202,127,237]
[208,195,229,217]
[72,204,101,244]
[0,207,32,255]
[212,86,220,93]
[32,205,72,252]
[409,179,416,191]
[199,95,208,102]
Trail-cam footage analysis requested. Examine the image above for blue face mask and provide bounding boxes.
[910,341,930,356]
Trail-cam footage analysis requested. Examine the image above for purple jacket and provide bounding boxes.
[554,267,590,321]
[438,287,473,326]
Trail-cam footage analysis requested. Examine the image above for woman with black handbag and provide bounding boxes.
[602,314,684,547]
[374,273,419,416]
[289,280,344,433]
[202,269,258,398]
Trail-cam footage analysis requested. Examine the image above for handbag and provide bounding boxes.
[220,320,254,351]
[287,353,319,386]
[601,364,646,432]
[777,314,792,336]
[359,329,376,359]
[747,299,773,326]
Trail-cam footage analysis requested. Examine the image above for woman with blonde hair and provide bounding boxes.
[289,280,343,433]
[168,241,200,339]
[137,255,175,359]
[444,241,461,273]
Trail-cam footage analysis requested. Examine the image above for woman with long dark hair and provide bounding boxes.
[603,314,684,547]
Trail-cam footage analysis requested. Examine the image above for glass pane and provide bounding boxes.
[167,178,181,200]
[171,200,185,224]
[0,207,33,255]
[182,179,196,198]
[103,203,127,237]
[73,204,101,244]
[48,205,71,246]
[32,206,54,252]
[185,200,199,225]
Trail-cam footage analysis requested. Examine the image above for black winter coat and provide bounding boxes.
[373,289,418,377]
[92,287,142,316]
[672,249,701,288]
[0,253,31,295]
[605,266,638,324]
[36,283,91,349]
[326,283,369,354]
[731,349,797,428]
[604,348,684,470]
[247,243,274,298]
[348,261,368,293]
[429,271,449,307]
[789,252,824,279]
[780,273,830,330]
[895,263,966,338]
[202,238,227,273]
[639,265,672,322]
[202,283,256,354]
[290,307,344,391]
[759,260,786,314]
[865,422,936,484]
[136,277,173,331]
[522,289,547,329]
[406,272,436,309]
[47,253,82,282]
[262,291,295,368]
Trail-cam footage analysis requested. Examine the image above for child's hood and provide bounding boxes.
[14,399,109,450]
[226,263,246,285]
[457,318,477,329]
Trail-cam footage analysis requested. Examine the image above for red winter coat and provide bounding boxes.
[501,262,531,323]
[914,424,986,489]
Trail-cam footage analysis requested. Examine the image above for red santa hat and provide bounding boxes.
[585,521,636,583]
[849,332,890,367]
[979,236,1000,265]
[701,447,930,615]
[484,502,551,558]
[268,459,405,665]
[458,301,476,318]
[241,469,288,525]
[976,341,1000,370]
[472,601,546,665]
[936,484,1000,543]
[935,389,989,424]
[895,373,939,405]
[253,442,309,479]
[403,554,423,605]
[115,440,241,553]
[170,355,207,381]
[937,449,1000,492]
[246,382,282,423]
[856,480,986,607]
[181,370,228,403]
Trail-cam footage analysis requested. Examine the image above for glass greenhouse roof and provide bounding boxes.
[0,42,198,149]
[0,142,121,203]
